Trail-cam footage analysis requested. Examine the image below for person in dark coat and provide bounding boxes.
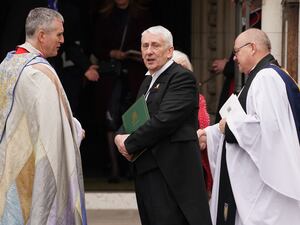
[115,25,212,225]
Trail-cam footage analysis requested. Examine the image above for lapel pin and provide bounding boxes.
[154,83,160,89]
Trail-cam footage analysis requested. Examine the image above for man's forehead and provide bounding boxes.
[142,33,163,43]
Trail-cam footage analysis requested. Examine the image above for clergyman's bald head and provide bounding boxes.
[237,28,271,53]
[233,28,272,74]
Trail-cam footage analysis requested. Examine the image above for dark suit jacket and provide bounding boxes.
[124,62,212,225]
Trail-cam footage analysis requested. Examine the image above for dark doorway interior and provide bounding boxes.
[0,0,192,191]
[79,0,192,190]
[149,0,191,56]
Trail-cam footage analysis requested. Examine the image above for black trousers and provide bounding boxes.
[135,168,189,225]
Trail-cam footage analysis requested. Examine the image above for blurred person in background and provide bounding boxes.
[47,0,100,117]
[91,0,153,181]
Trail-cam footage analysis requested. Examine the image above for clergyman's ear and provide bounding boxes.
[37,29,46,43]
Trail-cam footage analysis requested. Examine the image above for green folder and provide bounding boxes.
[122,95,150,133]
[122,95,149,162]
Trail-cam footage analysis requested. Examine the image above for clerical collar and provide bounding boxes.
[248,54,277,77]
[17,42,44,57]
[15,47,29,54]
[238,54,278,112]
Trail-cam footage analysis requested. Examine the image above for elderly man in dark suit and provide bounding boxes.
[115,25,212,225]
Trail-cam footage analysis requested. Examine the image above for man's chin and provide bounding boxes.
[48,52,58,58]
[238,66,243,74]
[146,64,157,71]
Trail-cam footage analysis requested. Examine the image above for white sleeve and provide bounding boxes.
[205,124,223,178]
[73,117,84,147]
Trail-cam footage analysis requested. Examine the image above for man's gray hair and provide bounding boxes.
[25,7,64,40]
[142,26,173,48]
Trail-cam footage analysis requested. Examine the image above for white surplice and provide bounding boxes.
[206,68,300,225]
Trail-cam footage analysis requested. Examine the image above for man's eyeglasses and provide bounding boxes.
[233,42,252,55]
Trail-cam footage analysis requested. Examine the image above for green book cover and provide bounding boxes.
[122,95,150,134]
[122,95,149,162]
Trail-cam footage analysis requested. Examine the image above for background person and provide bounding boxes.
[91,0,153,181]
[115,26,212,225]
[0,8,86,224]
[48,0,100,117]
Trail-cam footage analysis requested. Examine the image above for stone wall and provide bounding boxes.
[191,0,235,123]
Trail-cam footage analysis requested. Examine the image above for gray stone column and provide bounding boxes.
[262,0,282,64]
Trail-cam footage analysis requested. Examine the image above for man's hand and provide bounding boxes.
[84,65,100,81]
[114,134,132,161]
[219,118,227,134]
[110,50,126,60]
[211,58,228,74]
[197,129,207,150]
[73,117,85,147]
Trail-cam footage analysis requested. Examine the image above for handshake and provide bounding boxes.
[197,118,226,150]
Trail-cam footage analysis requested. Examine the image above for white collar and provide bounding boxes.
[18,42,43,56]
[144,59,174,100]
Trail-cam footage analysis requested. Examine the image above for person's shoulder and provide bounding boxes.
[168,62,190,73]
[172,62,196,80]
[19,66,42,86]
[252,67,287,93]
[164,63,196,86]
[20,62,58,89]
[16,66,50,102]
[257,67,285,82]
